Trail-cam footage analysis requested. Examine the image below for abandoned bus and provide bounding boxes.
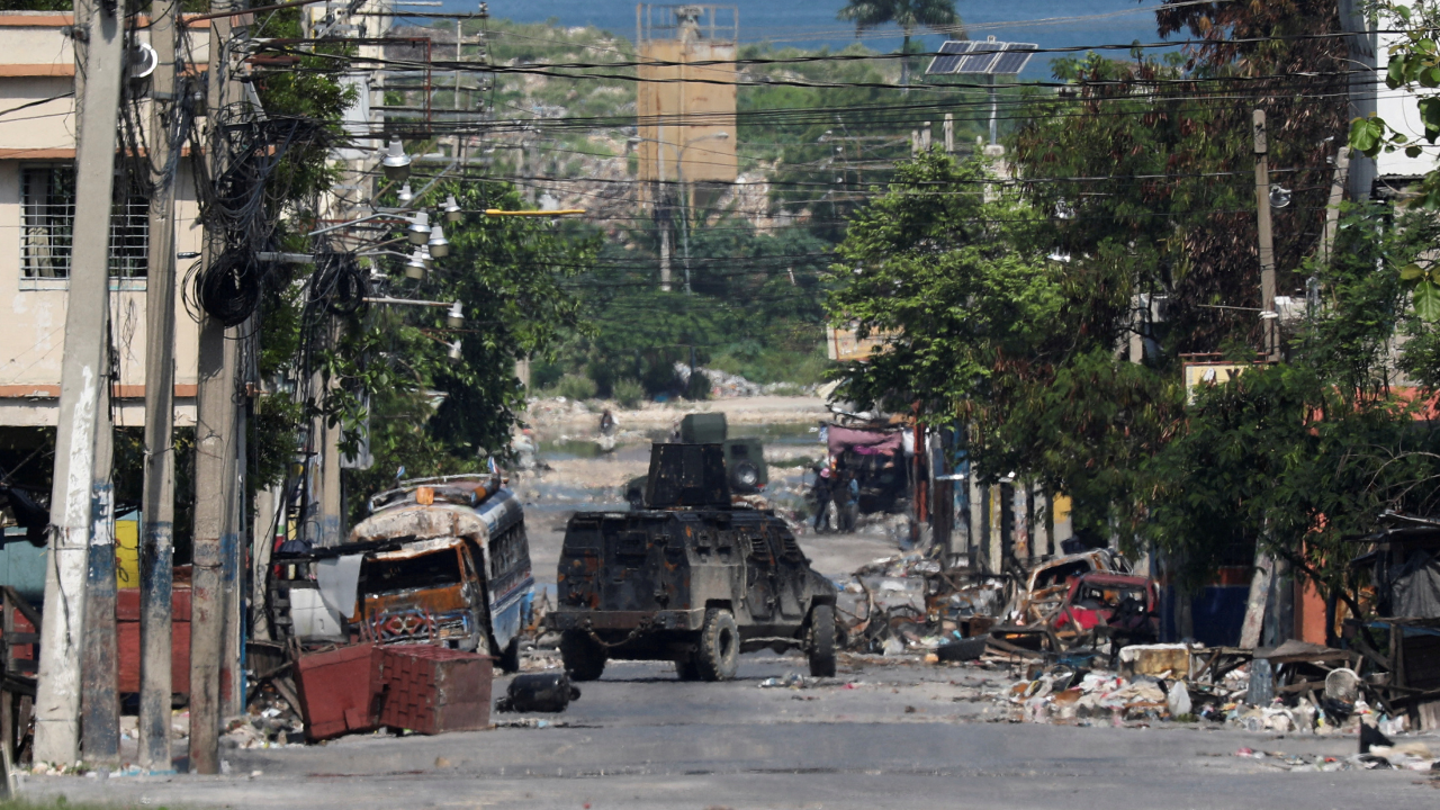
[274,475,534,672]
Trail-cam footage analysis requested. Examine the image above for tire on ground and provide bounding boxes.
[694,607,740,681]
[559,629,607,681]
[807,603,837,677]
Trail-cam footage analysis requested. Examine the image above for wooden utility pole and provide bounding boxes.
[34,0,126,765]
[189,1,245,775]
[1253,109,1279,362]
[139,2,180,771]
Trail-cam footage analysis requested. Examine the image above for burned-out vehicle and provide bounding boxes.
[550,443,838,681]
[1051,572,1159,647]
[1014,548,1131,625]
[271,475,533,673]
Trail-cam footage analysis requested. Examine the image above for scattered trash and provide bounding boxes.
[758,672,818,689]
[497,672,581,713]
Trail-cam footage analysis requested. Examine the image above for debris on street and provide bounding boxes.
[497,672,581,713]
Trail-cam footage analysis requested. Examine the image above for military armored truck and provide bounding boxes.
[550,443,838,681]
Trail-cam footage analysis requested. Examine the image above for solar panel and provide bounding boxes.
[925,40,975,75]
[925,40,1039,76]
[990,44,1038,75]
[954,50,998,74]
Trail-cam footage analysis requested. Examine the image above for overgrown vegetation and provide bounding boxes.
[829,0,1440,610]
[476,16,996,402]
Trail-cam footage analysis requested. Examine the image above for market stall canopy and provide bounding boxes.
[827,425,903,458]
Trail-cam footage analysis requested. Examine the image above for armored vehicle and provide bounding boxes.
[550,443,838,681]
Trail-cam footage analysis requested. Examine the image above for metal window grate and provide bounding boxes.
[21,165,149,279]
[21,166,73,278]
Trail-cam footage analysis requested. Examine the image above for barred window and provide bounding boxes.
[21,165,149,279]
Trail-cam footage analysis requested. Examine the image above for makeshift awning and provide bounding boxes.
[827,425,903,457]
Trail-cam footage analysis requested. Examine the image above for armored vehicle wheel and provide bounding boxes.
[498,635,521,674]
[674,655,703,681]
[560,630,607,681]
[807,603,837,677]
[695,607,739,681]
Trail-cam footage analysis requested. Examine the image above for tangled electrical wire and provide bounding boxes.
[187,107,337,325]
[311,251,368,317]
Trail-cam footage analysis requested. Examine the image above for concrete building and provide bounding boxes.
[0,11,208,491]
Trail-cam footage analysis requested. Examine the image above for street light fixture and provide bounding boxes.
[443,195,463,223]
[447,301,464,328]
[397,182,414,206]
[427,224,450,258]
[407,211,432,245]
[381,138,412,181]
[405,247,429,279]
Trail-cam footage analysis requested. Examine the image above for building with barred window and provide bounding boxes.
[0,10,207,495]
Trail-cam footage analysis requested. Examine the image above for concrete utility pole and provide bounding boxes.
[656,124,672,292]
[190,1,245,775]
[1253,109,1279,363]
[139,2,180,771]
[1321,150,1351,267]
[80,392,117,766]
[34,0,126,765]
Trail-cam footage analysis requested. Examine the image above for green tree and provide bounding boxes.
[826,151,1062,420]
[338,182,596,518]
[1348,0,1440,319]
[1144,205,1440,615]
[836,0,962,87]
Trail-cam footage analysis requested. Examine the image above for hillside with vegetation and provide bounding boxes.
[470,17,995,400]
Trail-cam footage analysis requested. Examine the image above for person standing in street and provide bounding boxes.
[812,466,833,533]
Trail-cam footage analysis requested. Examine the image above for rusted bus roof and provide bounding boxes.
[348,502,491,546]
[349,486,523,549]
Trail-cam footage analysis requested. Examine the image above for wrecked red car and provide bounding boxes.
[1051,573,1159,645]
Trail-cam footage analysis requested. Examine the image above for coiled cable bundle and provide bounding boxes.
[197,245,264,327]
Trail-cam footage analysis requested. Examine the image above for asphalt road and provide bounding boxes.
[22,652,1440,810]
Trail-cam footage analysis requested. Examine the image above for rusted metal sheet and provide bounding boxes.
[116,586,191,694]
[293,643,383,741]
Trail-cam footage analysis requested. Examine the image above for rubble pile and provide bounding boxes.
[224,693,306,749]
[831,547,1440,764]
[672,363,819,398]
